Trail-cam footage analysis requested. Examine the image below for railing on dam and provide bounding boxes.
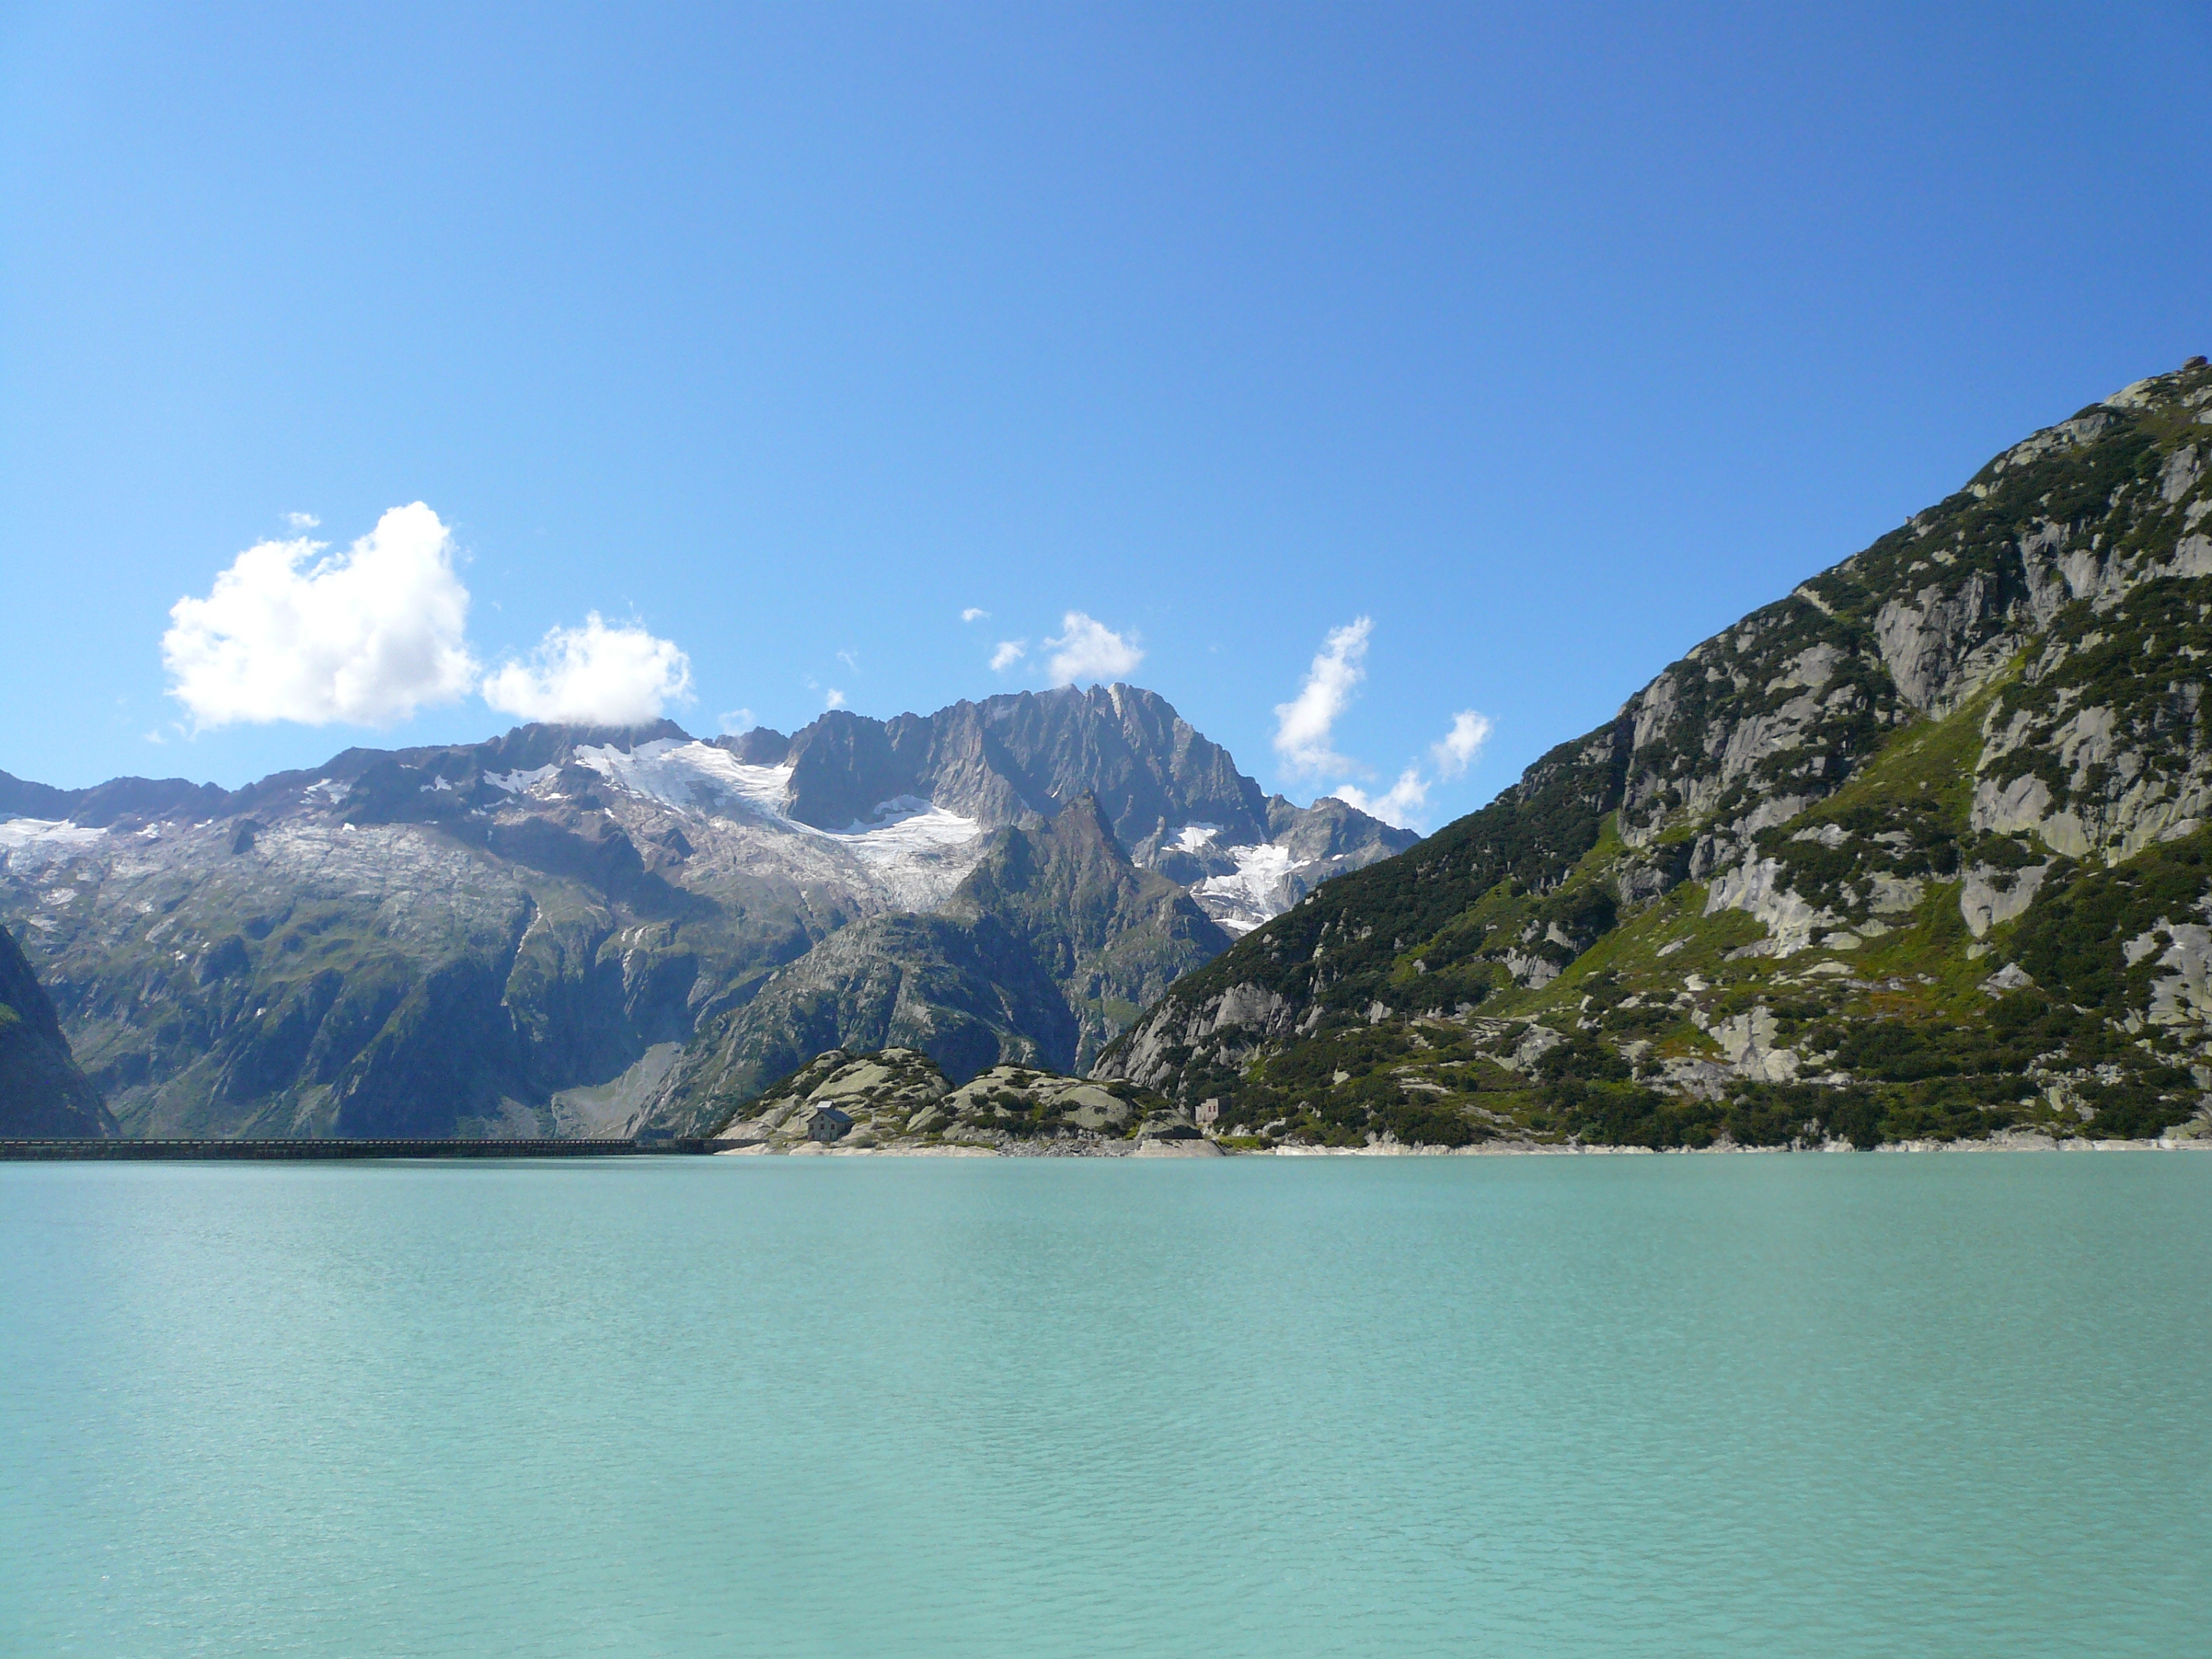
[0,1137,733,1161]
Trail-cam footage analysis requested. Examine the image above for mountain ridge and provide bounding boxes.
[1,686,1406,1137]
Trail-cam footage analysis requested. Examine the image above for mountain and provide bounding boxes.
[1100,357,2212,1151]
[0,923,113,1137]
[0,687,1404,1137]
[760,684,1416,932]
[643,793,1229,1133]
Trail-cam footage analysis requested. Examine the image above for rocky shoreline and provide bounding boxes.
[704,1044,2212,1160]
[719,1128,2212,1158]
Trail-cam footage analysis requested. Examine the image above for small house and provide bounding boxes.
[1195,1098,1220,1126]
[802,1105,854,1143]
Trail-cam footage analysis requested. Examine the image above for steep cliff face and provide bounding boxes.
[779,685,1274,847]
[0,923,113,1137]
[644,794,1230,1133]
[1101,358,2212,1151]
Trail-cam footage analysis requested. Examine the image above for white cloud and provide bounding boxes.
[836,647,859,673]
[162,502,478,728]
[990,639,1028,673]
[1042,612,1143,685]
[1432,709,1494,777]
[1265,621,1486,830]
[1331,767,1429,830]
[825,687,847,710]
[283,511,320,530]
[718,706,756,733]
[961,608,989,623]
[481,612,692,726]
[1317,709,1488,832]
[1272,617,1372,777]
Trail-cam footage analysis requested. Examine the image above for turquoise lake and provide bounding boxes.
[2,1154,2206,1657]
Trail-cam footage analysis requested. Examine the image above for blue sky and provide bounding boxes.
[3,3,2208,823]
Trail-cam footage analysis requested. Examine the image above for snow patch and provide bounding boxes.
[570,740,983,906]
[1195,843,1297,935]
[0,818,106,850]
[831,795,984,866]
[484,763,559,795]
[573,740,789,816]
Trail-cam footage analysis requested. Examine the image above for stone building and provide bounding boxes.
[800,1104,853,1143]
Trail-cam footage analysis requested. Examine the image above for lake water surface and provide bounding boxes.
[3,1154,2206,1657]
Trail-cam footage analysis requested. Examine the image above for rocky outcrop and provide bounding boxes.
[717,1048,952,1144]
[1106,980,1299,1095]
[2126,921,2212,1032]
[1960,860,2054,938]
[1873,570,2018,716]
[710,1047,1171,1151]
[1972,690,2212,864]
[1703,856,1845,958]
[1707,1008,1801,1083]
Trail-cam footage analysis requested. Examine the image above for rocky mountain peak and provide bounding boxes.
[770,682,1273,849]
[713,726,791,766]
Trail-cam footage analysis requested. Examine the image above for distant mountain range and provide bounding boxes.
[0,686,1411,1137]
[1104,356,2212,1149]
